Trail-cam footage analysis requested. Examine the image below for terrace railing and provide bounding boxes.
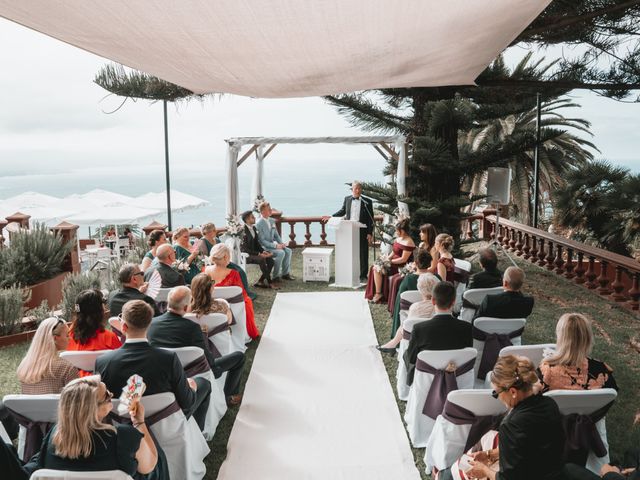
[479,214,640,312]
[274,214,385,248]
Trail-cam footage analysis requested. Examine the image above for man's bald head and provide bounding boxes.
[503,266,525,291]
[156,244,175,263]
[167,286,191,313]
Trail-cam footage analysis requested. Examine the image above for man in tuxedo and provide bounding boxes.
[326,181,374,280]
[143,244,185,288]
[467,248,503,290]
[147,286,246,406]
[473,266,534,322]
[108,263,160,317]
[403,281,472,385]
[95,299,212,430]
[256,201,294,281]
[240,210,276,289]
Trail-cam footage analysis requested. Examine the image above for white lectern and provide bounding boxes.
[327,217,365,288]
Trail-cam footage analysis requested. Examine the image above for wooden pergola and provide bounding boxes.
[224,136,409,218]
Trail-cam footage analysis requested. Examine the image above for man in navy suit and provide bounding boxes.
[326,181,374,280]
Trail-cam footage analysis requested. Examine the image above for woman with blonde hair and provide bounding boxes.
[205,243,259,339]
[172,226,200,284]
[377,273,439,353]
[31,375,165,479]
[17,317,78,394]
[538,313,617,392]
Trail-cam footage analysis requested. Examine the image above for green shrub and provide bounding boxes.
[0,286,29,336]
[61,272,101,321]
[25,300,53,326]
[0,222,72,288]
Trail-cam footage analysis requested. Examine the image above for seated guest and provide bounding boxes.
[473,266,534,322]
[468,247,503,290]
[67,289,122,355]
[365,218,416,304]
[241,210,276,289]
[435,233,455,283]
[30,375,164,479]
[148,287,245,407]
[538,313,617,392]
[206,244,260,340]
[143,244,185,288]
[403,282,472,385]
[172,227,200,285]
[188,273,233,325]
[599,414,640,480]
[141,229,167,272]
[256,201,294,281]
[418,223,439,273]
[462,355,589,480]
[378,273,439,353]
[17,317,78,394]
[196,221,257,300]
[109,263,159,317]
[123,227,135,247]
[390,249,434,338]
[97,300,211,431]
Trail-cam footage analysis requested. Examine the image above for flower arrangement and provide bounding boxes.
[225,214,244,238]
[253,194,265,213]
[399,262,416,277]
[373,254,391,275]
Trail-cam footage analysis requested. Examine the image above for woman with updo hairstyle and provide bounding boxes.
[141,229,167,272]
[205,243,259,339]
[434,233,455,282]
[465,355,572,480]
[67,290,121,358]
[365,217,416,304]
[172,226,200,284]
[538,313,617,392]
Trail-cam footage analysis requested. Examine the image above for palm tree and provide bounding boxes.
[461,98,597,225]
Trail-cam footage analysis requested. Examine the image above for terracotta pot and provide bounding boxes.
[25,272,69,310]
[0,328,37,348]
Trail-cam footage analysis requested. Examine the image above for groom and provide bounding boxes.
[326,181,374,280]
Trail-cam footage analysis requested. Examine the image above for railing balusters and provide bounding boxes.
[529,235,538,263]
[537,238,547,266]
[303,222,312,246]
[508,228,517,251]
[610,266,626,302]
[596,260,612,295]
[564,248,575,279]
[515,231,523,256]
[545,241,555,271]
[628,273,640,310]
[554,244,565,274]
[320,222,328,246]
[522,233,531,259]
[574,252,585,284]
[287,221,297,248]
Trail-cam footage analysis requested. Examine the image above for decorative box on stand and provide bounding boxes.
[302,247,333,282]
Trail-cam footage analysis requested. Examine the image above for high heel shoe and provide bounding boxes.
[376,345,397,355]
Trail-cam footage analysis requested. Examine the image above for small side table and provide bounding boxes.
[302,247,333,282]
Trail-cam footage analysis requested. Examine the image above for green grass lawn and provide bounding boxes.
[1,245,638,479]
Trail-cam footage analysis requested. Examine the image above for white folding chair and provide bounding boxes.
[214,286,248,352]
[453,258,472,312]
[483,344,556,388]
[112,392,209,480]
[0,423,10,444]
[60,350,111,373]
[473,317,526,387]
[396,317,429,401]
[31,470,133,480]
[398,290,423,325]
[155,287,172,303]
[545,388,618,474]
[3,394,59,460]
[458,286,504,322]
[405,348,477,447]
[160,346,220,441]
[425,389,507,472]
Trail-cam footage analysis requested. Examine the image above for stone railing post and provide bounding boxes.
[51,221,80,274]
[272,209,283,237]
[6,211,31,229]
[142,220,168,236]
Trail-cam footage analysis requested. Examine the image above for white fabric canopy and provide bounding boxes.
[64,204,162,225]
[133,190,209,212]
[0,0,550,98]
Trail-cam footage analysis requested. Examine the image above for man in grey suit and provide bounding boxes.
[143,244,185,288]
[255,201,294,281]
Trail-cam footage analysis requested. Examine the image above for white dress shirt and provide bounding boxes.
[350,197,361,222]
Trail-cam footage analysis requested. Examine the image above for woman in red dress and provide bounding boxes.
[435,233,456,282]
[365,218,416,303]
[205,243,260,339]
[67,289,122,375]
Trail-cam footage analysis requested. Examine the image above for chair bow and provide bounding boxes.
[473,326,525,379]
[442,400,505,452]
[184,355,212,377]
[5,408,52,460]
[561,401,614,466]
[416,357,475,419]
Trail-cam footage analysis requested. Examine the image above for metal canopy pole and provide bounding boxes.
[532,93,541,229]
[163,100,172,230]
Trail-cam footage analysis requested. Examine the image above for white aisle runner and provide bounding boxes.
[217,292,421,480]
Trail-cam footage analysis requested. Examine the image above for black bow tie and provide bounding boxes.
[352,196,361,201]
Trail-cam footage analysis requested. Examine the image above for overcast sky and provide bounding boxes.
[1,16,639,191]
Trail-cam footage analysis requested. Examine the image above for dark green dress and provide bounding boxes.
[173,245,200,285]
[391,273,419,338]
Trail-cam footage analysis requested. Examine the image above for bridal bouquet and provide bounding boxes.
[374,254,391,275]
[173,260,190,273]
